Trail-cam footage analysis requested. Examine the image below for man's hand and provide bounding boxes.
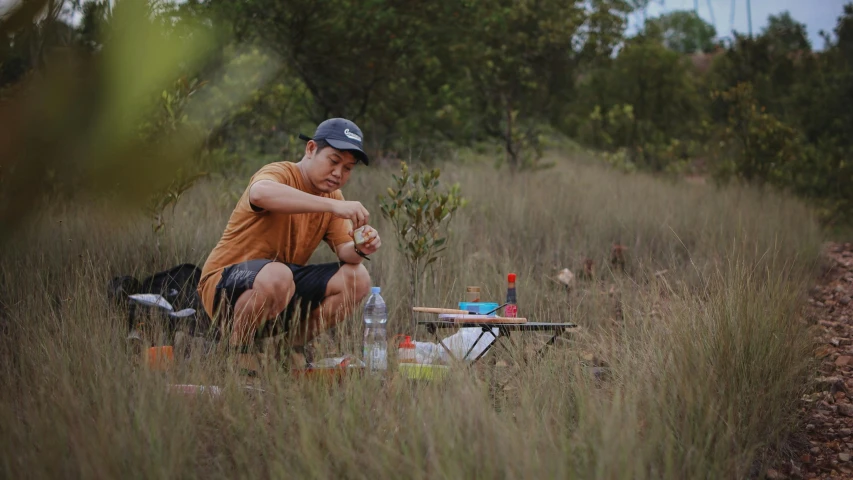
[353,225,381,255]
[336,226,382,264]
[331,200,370,229]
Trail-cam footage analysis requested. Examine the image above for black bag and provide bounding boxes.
[107,263,215,340]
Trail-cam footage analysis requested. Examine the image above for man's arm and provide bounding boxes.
[335,241,367,265]
[249,180,370,228]
[249,180,333,214]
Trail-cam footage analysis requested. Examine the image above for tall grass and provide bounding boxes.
[0,155,823,478]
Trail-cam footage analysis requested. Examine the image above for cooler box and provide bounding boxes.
[458,302,500,317]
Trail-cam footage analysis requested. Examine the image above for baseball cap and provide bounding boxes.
[298,118,369,165]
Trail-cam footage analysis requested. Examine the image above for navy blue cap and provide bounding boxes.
[299,118,369,165]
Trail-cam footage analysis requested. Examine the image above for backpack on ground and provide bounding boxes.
[107,263,216,344]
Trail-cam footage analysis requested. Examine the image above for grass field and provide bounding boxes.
[0,152,826,478]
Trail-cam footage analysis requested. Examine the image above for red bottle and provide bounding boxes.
[505,273,518,317]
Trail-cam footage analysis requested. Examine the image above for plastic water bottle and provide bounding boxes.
[363,286,388,372]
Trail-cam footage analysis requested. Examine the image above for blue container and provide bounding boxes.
[458,302,500,317]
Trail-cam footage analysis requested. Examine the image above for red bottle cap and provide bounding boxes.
[399,335,416,349]
[508,273,516,283]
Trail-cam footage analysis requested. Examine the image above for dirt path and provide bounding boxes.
[770,242,853,479]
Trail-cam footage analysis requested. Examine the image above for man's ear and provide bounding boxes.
[305,140,317,158]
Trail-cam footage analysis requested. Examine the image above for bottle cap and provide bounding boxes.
[399,335,416,349]
[371,286,381,294]
[508,273,516,283]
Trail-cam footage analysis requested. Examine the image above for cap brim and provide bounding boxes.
[326,138,369,165]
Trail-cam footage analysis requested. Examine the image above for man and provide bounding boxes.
[197,118,381,371]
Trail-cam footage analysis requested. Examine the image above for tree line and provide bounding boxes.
[1,0,851,226]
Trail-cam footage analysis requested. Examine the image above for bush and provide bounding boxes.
[710,83,804,187]
[378,162,466,329]
[574,40,707,173]
[709,82,853,225]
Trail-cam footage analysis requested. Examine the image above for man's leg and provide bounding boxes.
[290,263,371,348]
[231,262,295,347]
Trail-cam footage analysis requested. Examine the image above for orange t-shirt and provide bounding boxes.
[197,161,352,318]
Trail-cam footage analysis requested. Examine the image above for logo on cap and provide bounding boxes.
[344,128,362,142]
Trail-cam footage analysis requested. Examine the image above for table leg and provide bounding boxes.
[493,328,567,393]
[530,330,563,364]
[427,324,459,362]
[471,328,500,363]
[494,327,525,365]
[462,327,489,361]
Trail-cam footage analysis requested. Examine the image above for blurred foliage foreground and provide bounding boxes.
[0,0,278,242]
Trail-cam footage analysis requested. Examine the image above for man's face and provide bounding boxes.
[304,141,358,193]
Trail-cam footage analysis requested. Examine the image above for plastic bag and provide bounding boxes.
[415,327,499,364]
[442,327,499,361]
[414,341,447,365]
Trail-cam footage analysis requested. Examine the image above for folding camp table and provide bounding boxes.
[417,316,579,364]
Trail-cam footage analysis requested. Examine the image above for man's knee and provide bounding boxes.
[252,262,295,316]
[337,263,371,301]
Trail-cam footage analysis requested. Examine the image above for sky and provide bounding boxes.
[630,0,850,50]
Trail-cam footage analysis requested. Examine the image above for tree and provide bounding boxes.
[834,3,853,56]
[706,32,807,121]
[0,0,75,88]
[209,0,482,155]
[210,0,633,169]
[467,0,630,170]
[780,5,853,223]
[762,12,811,55]
[644,10,717,54]
[575,39,705,171]
[711,83,803,186]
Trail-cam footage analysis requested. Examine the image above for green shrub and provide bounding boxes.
[378,162,466,329]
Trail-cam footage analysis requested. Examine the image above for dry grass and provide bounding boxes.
[0,154,824,478]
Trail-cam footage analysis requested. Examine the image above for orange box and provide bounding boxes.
[146,346,174,370]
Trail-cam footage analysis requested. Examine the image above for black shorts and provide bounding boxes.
[214,259,341,334]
